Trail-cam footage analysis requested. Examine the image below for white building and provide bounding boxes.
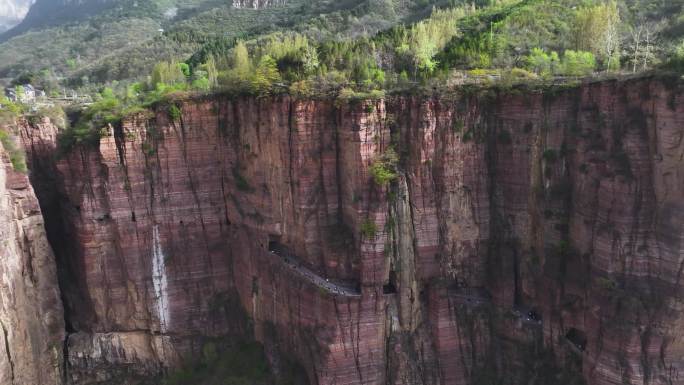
[4,84,45,103]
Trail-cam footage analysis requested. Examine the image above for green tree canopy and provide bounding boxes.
[526,48,560,77]
[572,1,621,71]
[562,50,596,76]
[150,61,186,89]
[251,55,281,95]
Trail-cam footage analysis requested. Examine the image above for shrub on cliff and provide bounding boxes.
[57,88,125,152]
[0,97,23,121]
[168,105,182,121]
[360,219,378,239]
[369,161,397,186]
[336,88,385,105]
[0,129,27,173]
[369,147,399,186]
[57,122,105,154]
[542,148,558,163]
[36,105,68,130]
[232,168,253,192]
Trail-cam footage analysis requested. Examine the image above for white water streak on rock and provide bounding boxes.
[152,225,169,333]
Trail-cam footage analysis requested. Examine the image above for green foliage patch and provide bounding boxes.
[360,219,378,238]
[0,129,27,173]
[8,0,684,160]
[164,340,272,385]
[369,147,399,186]
[168,104,182,121]
[232,167,253,192]
[542,148,558,163]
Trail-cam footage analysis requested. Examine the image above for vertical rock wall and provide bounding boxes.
[0,131,64,385]
[17,76,684,385]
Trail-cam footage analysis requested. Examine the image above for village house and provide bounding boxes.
[4,84,46,103]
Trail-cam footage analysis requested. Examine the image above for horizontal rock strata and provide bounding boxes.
[17,76,684,385]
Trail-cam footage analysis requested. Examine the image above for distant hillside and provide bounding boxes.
[0,0,449,90]
[2,0,684,95]
[0,0,118,40]
[0,0,33,33]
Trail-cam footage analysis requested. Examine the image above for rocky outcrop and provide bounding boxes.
[0,130,64,385]
[18,75,684,385]
[66,331,178,384]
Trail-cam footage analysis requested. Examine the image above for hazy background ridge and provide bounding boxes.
[0,0,34,33]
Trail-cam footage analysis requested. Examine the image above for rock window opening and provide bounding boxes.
[383,270,397,294]
[527,309,541,322]
[268,235,282,253]
[566,328,587,351]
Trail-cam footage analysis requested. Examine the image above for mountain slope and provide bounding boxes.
[0,0,447,89]
[0,0,119,40]
[0,0,33,33]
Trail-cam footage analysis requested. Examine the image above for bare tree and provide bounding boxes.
[629,24,643,73]
[641,21,664,71]
[602,1,621,72]
[574,1,622,72]
[628,20,664,73]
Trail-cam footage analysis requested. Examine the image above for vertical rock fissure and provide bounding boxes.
[143,120,158,211]
[0,320,14,385]
[482,96,514,306]
[316,103,331,274]
[62,334,69,384]
[352,299,364,384]
[177,111,213,271]
[333,103,344,225]
[287,100,297,227]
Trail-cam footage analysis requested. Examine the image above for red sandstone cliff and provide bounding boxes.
[0,128,64,385]
[17,75,684,385]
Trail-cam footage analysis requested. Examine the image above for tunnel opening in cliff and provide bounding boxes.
[566,328,587,352]
[383,270,397,294]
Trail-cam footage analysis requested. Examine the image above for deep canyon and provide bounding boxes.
[1,75,683,385]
